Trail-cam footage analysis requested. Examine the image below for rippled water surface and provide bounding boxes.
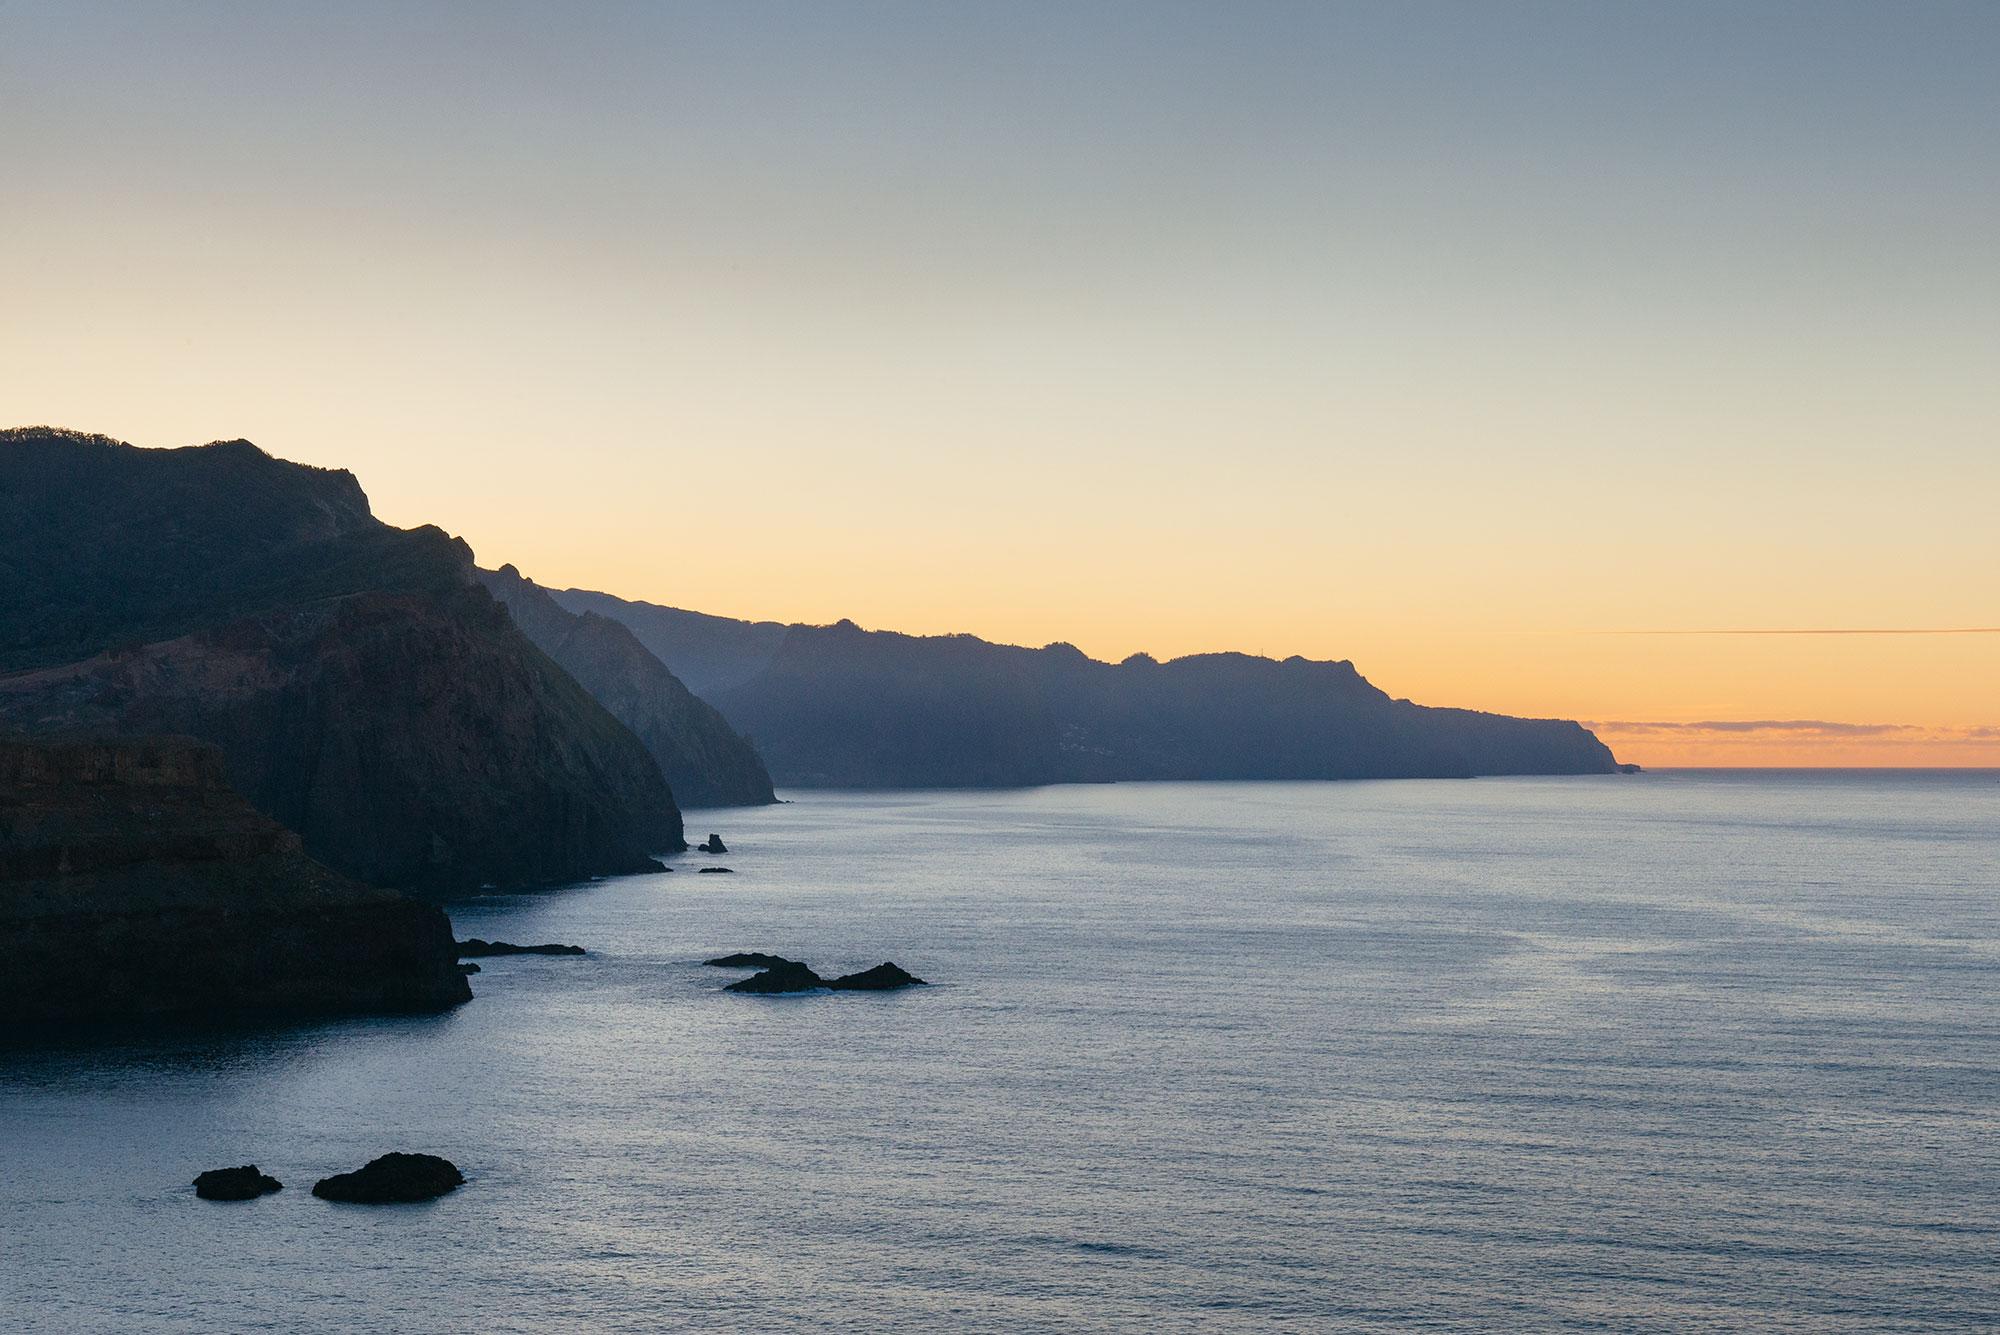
[5,772,1999,1332]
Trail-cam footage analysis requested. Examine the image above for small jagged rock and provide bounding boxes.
[458,961,480,974]
[829,962,927,991]
[312,1152,464,1203]
[194,1165,283,1200]
[697,866,734,874]
[456,939,585,957]
[704,952,797,969]
[699,834,728,853]
[725,961,826,993]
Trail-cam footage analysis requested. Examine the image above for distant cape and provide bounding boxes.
[553,590,1625,787]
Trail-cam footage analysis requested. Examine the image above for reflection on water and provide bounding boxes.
[4,772,1998,1333]
[1,1011,465,1086]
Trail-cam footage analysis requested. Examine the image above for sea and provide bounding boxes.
[4,771,1998,1333]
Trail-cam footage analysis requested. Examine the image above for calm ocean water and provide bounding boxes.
[5,772,1998,1332]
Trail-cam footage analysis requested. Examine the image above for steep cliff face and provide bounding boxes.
[0,737,471,1025]
[0,428,683,892]
[479,567,774,808]
[0,592,681,892]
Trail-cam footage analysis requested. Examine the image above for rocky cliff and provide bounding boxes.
[0,736,471,1024]
[0,428,683,892]
[479,566,774,808]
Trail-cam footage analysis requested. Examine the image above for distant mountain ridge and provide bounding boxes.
[552,590,1625,787]
[479,565,774,808]
[553,588,786,697]
[0,428,683,893]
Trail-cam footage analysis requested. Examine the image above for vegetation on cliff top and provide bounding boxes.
[0,428,469,673]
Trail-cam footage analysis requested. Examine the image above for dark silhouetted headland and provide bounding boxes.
[0,736,470,1025]
[550,592,1623,787]
[0,428,682,892]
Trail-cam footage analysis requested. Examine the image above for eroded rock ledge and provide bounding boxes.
[708,953,928,993]
[0,735,471,1025]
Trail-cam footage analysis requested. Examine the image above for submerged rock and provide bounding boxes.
[455,940,585,957]
[704,952,797,969]
[699,833,728,854]
[194,1165,283,1201]
[828,962,927,991]
[312,1153,464,1203]
[697,866,734,874]
[725,961,826,993]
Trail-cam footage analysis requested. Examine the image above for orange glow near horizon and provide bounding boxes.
[3,7,1994,767]
[412,498,1996,770]
[1582,723,2000,770]
[6,417,1994,769]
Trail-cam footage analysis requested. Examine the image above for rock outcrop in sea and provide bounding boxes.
[704,952,794,969]
[312,1152,464,1203]
[711,954,928,993]
[725,960,827,993]
[828,962,926,990]
[194,1166,283,1201]
[0,736,471,1024]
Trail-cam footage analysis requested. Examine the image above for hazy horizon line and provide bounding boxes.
[1570,628,2000,636]
[1586,720,2000,738]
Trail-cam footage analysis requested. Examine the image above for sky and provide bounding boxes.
[3,2,1996,765]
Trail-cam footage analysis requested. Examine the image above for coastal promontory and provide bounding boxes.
[0,428,683,893]
[552,593,1626,787]
[0,736,471,1025]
